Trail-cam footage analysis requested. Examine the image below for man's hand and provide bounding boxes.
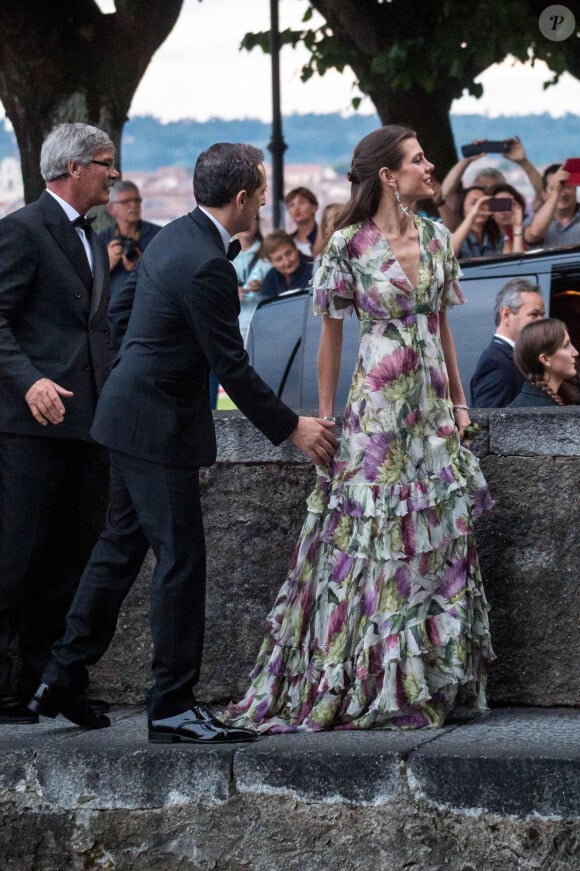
[121,251,139,272]
[505,136,526,164]
[107,239,123,272]
[289,417,338,465]
[547,166,570,197]
[25,378,74,426]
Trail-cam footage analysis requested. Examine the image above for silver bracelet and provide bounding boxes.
[453,404,469,413]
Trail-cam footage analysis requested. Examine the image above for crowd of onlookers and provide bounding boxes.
[427,137,580,258]
[115,137,580,306]
[104,137,579,410]
[226,137,580,301]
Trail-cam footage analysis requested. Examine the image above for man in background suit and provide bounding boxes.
[30,143,337,743]
[471,279,546,407]
[0,124,118,723]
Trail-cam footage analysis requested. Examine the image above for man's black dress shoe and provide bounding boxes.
[0,694,39,724]
[27,683,110,730]
[149,703,257,745]
[84,697,111,715]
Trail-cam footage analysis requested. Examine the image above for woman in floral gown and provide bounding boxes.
[228,125,495,732]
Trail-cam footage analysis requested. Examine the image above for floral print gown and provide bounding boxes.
[228,216,495,732]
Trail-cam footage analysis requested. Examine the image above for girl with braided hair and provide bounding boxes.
[509,318,578,407]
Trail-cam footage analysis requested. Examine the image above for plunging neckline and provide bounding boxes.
[371,215,424,290]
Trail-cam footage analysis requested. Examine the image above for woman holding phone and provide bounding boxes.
[489,183,527,254]
[451,186,502,258]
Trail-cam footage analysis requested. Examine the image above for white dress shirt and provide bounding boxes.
[46,188,94,272]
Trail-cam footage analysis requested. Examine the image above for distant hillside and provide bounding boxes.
[120,113,580,171]
[2,112,579,171]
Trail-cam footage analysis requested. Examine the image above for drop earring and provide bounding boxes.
[394,186,410,216]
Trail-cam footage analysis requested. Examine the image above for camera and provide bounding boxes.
[120,236,141,262]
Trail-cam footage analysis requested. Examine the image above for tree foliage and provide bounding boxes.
[0,0,185,202]
[243,0,580,177]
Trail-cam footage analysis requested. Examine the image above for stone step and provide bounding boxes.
[2,707,578,815]
[1,707,578,869]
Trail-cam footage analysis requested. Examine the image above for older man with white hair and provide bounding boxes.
[0,123,118,724]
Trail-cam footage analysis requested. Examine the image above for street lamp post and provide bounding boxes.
[268,0,287,229]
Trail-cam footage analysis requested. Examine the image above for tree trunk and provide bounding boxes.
[0,0,184,203]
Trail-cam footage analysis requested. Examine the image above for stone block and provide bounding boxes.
[490,407,580,456]
[234,728,445,805]
[1,710,233,811]
[475,455,580,705]
[408,708,580,817]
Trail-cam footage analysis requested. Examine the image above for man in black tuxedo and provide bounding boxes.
[470,279,546,407]
[30,143,337,744]
[0,123,118,723]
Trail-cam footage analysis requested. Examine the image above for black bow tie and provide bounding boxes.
[227,240,241,261]
[72,214,96,232]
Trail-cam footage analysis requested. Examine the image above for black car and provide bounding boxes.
[245,245,580,410]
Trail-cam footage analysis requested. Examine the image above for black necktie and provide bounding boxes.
[72,215,96,233]
[227,240,241,261]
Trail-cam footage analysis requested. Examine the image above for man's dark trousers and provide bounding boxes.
[44,450,206,720]
[0,434,107,694]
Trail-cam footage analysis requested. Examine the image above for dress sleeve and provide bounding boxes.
[312,231,355,319]
[441,226,465,309]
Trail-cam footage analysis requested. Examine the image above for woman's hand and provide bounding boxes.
[467,193,492,224]
[505,136,526,164]
[453,406,471,441]
[511,200,524,230]
[454,407,479,445]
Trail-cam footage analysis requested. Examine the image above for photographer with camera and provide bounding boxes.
[101,180,161,298]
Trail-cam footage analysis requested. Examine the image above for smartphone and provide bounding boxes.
[563,158,580,186]
[461,140,510,158]
[488,197,512,211]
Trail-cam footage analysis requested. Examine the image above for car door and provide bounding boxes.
[449,269,543,403]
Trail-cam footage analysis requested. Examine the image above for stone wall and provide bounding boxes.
[85,407,580,710]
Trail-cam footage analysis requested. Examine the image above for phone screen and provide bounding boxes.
[488,197,512,212]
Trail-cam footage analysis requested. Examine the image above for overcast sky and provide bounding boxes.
[2,0,580,123]
[121,0,580,122]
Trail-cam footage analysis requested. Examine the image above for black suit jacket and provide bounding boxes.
[0,191,111,440]
[470,336,524,408]
[91,208,299,467]
[508,383,557,407]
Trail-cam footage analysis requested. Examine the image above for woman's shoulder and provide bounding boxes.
[331,220,367,242]
[417,214,452,242]
[322,220,375,263]
[416,214,454,260]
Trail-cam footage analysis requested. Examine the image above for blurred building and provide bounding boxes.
[0,162,351,227]
[0,157,24,216]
